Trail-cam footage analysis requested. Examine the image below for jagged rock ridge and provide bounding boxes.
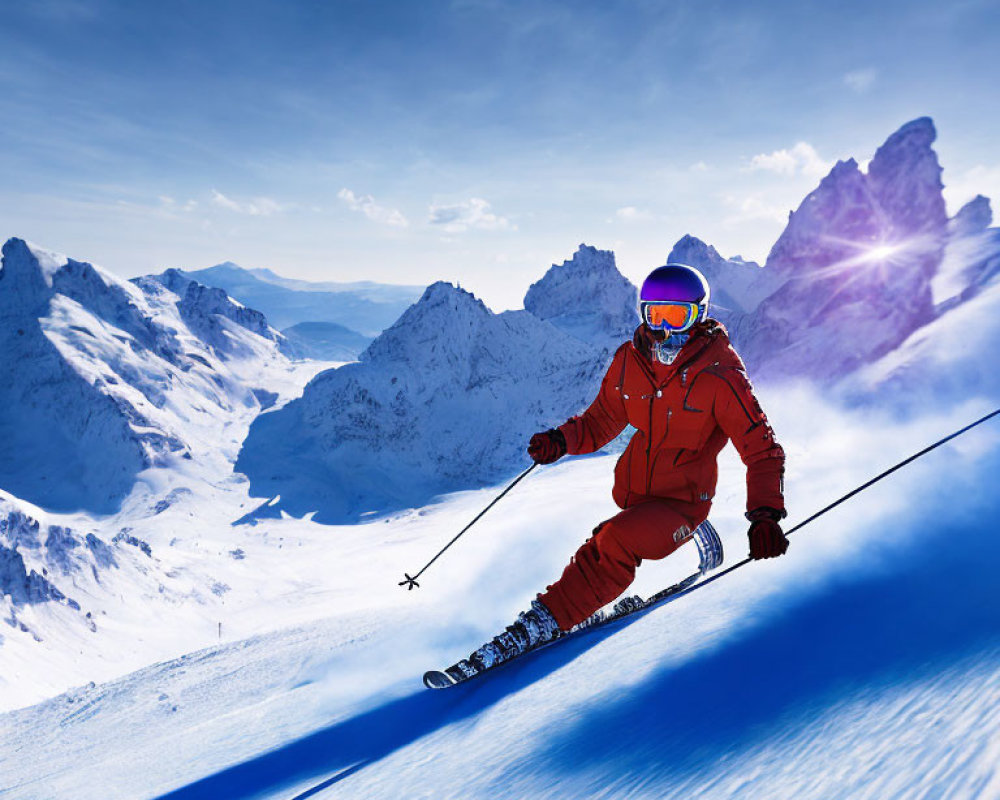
[0,239,292,513]
[738,117,950,379]
[237,246,642,522]
[524,244,637,351]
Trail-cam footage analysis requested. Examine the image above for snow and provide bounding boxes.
[1,389,998,800]
[22,242,68,289]
[850,277,1000,405]
[932,196,1000,306]
[666,234,780,317]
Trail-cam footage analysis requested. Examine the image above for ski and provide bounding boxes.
[423,519,724,689]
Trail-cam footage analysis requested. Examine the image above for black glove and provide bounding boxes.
[746,507,789,560]
[528,429,567,465]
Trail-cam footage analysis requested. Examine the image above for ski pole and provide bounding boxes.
[671,406,1000,602]
[399,462,539,590]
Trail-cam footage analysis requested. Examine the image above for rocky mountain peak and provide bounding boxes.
[0,239,58,308]
[666,235,776,321]
[524,244,637,350]
[741,119,949,380]
[360,281,492,366]
[866,116,947,239]
[949,195,993,238]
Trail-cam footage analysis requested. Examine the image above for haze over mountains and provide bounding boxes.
[159,261,425,360]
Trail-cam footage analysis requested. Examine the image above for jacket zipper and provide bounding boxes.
[637,334,714,496]
[644,404,673,496]
[645,396,654,495]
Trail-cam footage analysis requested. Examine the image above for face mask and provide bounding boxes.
[652,333,690,365]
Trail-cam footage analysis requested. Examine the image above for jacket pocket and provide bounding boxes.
[647,448,694,500]
[667,406,709,451]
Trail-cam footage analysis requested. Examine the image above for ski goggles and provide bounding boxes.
[641,301,701,332]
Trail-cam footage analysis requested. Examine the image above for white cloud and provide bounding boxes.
[337,188,409,227]
[689,161,710,172]
[616,206,653,222]
[723,192,791,226]
[427,198,513,233]
[942,164,1000,215]
[747,142,833,178]
[159,196,198,213]
[211,189,281,216]
[844,68,877,93]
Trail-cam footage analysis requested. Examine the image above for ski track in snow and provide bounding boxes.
[2,389,999,800]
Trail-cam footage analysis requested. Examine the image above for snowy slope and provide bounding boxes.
[932,194,1000,309]
[0,238,337,708]
[2,390,998,800]
[849,277,1000,405]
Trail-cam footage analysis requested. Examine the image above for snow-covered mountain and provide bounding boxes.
[279,321,372,361]
[0,238,339,709]
[523,244,637,351]
[136,268,292,358]
[0,239,298,515]
[237,246,640,522]
[666,235,779,316]
[1,494,114,642]
[162,261,424,337]
[664,235,781,342]
[932,194,1000,310]
[237,278,616,522]
[737,117,949,380]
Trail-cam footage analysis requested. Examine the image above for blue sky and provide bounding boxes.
[2,0,998,309]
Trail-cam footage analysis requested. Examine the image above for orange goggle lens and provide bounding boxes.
[643,302,698,330]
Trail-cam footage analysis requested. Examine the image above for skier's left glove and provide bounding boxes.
[528,429,567,464]
[746,507,789,560]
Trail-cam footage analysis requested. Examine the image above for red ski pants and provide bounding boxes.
[538,498,710,631]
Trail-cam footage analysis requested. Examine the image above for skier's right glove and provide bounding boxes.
[528,428,567,465]
[746,507,789,560]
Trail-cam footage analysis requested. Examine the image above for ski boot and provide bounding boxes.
[455,599,561,678]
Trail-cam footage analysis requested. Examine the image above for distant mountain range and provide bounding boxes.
[163,261,424,338]
[279,320,374,361]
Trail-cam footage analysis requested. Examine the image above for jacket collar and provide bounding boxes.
[631,319,725,363]
[628,319,728,388]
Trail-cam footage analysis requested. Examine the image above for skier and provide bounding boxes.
[456,263,788,676]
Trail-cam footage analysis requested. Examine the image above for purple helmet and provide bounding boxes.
[639,263,711,332]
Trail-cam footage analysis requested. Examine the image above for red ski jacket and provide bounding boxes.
[558,321,785,515]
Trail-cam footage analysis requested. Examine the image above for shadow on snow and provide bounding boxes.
[523,486,1000,793]
[162,455,1000,799]
[154,616,641,800]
